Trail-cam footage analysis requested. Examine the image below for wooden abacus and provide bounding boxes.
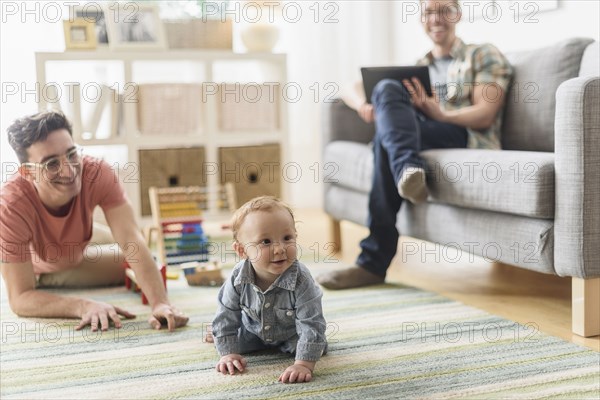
[148,184,236,286]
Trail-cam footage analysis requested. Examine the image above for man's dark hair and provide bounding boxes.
[7,111,73,163]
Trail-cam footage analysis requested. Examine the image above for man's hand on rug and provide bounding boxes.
[216,354,247,375]
[148,303,189,331]
[279,361,315,384]
[75,300,136,332]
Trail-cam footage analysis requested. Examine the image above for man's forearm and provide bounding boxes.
[442,103,495,131]
[341,81,367,111]
[10,289,87,318]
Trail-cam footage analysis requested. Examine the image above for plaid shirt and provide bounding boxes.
[417,38,513,149]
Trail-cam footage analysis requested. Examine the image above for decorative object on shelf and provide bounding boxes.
[219,144,281,206]
[63,19,97,50]
[71,3,109,47]
[136,83,203,136]
[43,82,121,142]
[240,22,280,52]
[158,0,232,49]
[164,19,233,50]
[218,83,280,131]
[105,2,167,51]
[239,0,281,52]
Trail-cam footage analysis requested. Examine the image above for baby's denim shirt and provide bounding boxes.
[212,259,327,361]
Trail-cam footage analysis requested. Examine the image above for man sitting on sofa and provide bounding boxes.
[317,0,513,289]
[0,110,189,332]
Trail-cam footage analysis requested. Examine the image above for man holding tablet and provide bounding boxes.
[317,0,513,290]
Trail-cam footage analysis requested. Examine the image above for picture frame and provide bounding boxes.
[104,2,167,51]
[63,19,97,50]
[71,3,109,47]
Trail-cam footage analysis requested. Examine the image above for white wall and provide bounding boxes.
[391,0,600,63]
[1,7,63,173]
[278,1,395,208]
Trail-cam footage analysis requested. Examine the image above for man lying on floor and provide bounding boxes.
[0,110,188,332]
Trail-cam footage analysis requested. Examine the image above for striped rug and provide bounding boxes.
[1,267,598,400]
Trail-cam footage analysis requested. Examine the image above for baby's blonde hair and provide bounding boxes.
[231,196,295,241]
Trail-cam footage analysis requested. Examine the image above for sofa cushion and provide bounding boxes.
[324,185,369,227]
[422,149,555,219]
[579,41,600,77]
[325,142,555,218]
[399,202,555,275]
[324,141,373,193]
[502,38,594,152]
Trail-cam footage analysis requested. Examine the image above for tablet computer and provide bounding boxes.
[361,66,432,103]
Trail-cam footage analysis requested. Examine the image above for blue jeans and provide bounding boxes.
[356,79,468,277]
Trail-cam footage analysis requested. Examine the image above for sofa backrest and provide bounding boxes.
[579,41,600,77]
[501,38,594,152]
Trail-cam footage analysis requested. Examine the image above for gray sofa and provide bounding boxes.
[322,38,600,337]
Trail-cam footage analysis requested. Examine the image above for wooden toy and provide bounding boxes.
[148,185,236,286]
[123,261,167,305]
[180,260,225,287]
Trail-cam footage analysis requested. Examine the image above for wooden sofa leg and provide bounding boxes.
[330,218,342,253]
[572,277,600,337]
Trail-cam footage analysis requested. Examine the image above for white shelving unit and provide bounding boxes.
[35,50,289,220]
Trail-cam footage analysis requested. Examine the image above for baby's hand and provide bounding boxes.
[278,361,315,383]
[216,354,247,375]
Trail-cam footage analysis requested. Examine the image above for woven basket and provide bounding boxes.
[218,83,280,131]
[137,83,203,136]
[164,19,232,50]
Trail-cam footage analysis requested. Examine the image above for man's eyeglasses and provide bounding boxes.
[422,6,460,19]
[22,146,83,176]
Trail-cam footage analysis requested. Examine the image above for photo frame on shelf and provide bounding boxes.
[105,2,167,51]
[71,4,109,47]
[63,19,97,50]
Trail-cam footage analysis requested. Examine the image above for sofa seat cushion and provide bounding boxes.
[422,149,555,219]
[324,141,373,193]
[399,202,555,274]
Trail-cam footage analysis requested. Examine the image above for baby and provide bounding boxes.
[211,196,327,383]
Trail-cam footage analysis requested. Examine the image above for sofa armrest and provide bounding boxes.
[322,99,375,146]
[554,76,600,278]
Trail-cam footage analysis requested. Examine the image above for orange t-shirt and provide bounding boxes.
[0,156,127,274]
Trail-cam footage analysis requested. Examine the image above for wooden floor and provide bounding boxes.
[293,208,600,351]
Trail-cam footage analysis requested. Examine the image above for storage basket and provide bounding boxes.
[137,83,203,136]
[218,83,280,132]
[164,19,232,50]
